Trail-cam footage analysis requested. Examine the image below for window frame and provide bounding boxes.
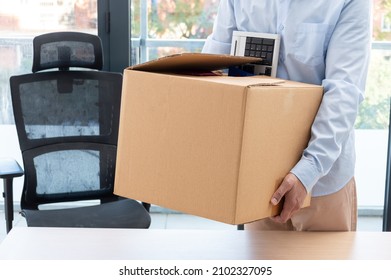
[98,0,130,73]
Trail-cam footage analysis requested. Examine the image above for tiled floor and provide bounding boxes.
[0,209,384,244]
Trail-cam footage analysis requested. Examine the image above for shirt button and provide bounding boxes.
[279,25,285,31]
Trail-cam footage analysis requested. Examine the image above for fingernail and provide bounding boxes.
[271,198,278,205]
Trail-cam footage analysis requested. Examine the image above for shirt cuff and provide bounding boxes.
[290,157,321,194]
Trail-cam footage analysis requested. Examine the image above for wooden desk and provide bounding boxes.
[0,227,390,260]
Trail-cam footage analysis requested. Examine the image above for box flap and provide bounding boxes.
[129,53,262,73]
[245,77,285,86]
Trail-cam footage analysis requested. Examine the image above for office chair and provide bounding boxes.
[0,32,151,233]
[383,98,391,231]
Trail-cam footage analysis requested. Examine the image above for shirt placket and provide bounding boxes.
[277,0,291,63]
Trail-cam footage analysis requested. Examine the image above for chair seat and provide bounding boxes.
[21,199,151,229]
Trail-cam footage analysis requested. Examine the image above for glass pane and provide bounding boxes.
[147,0,218,39]
[131,0,218,63]
[356,48,391,130]
[0,0,98,125]
[131,0,141,38]
[355,0,390,219]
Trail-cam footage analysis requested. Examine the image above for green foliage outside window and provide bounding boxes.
[356,0,391,129]
[356,50,391,129]
[131,0,218,39]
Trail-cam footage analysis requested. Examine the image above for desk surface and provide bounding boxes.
[0,227,391,260]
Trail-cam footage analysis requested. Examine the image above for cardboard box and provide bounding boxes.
[114,53,323,225]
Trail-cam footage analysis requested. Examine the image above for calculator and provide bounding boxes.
[230,31,280,77]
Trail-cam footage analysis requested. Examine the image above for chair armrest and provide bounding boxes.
[0,158,24,233]
[0,157,24,179]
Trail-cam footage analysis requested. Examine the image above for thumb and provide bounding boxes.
[271,175,295,205]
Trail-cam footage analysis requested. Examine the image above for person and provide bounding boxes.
[202,0,371,231]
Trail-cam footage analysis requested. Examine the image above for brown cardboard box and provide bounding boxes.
[114,53,323,225]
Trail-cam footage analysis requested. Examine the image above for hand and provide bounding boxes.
[270,173,307,223]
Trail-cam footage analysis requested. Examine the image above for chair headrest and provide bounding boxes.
[32,31,103,72]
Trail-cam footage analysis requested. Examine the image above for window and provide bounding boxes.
[0,0,97,125]
[131,0,218,64]
[0,0,99,205]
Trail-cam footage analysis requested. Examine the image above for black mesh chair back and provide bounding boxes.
[8,32,150,229]
[10,71,121,208]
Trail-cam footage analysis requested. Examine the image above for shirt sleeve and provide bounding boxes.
[290,0,372,193]
[202,0,236,54]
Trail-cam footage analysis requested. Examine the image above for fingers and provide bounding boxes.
[272,197,298,223]
[271,173,308,223]
[271,174,296,205]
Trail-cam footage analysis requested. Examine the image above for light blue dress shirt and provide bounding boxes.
[202,0,371,196]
